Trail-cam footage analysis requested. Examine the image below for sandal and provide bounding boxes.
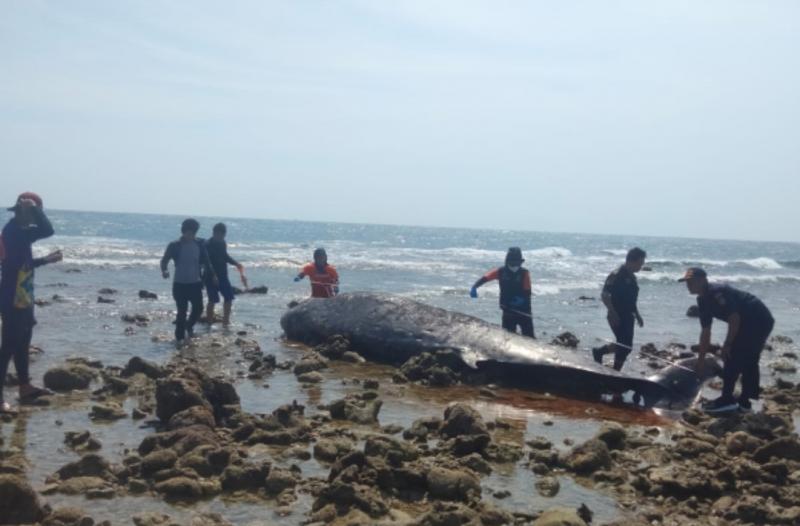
[0,401,19,415]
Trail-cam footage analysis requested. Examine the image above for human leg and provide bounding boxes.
[173,283,189,341]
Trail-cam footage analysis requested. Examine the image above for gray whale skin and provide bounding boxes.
[280,293,719,407]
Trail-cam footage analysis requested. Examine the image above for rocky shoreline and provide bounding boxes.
[1,316,799,525]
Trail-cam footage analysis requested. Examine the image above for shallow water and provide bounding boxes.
[2,209,799,524]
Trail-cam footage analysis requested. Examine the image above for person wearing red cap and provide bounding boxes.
[0,192,62,414]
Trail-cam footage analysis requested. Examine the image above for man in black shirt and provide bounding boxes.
[595,247,646,370]
[204,223,243,327]
[680,267,774,414]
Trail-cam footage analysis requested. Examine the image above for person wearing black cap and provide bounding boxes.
[594,247,646,370]
[470,247,535,338]
[0,192,62,414]
[680,267,774,414]
[161,218,217,346]
[294,248,339,298]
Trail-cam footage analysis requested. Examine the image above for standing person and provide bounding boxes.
[294,248,339,298]
[160,219,216,346]
[594,247,646,370]
[204,223,244,327]
[470,247,535,338]
[0,192,62,414]
[680,267,774,414]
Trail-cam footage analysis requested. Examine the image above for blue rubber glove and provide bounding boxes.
[293,276,302,282]
[469,287,478,298]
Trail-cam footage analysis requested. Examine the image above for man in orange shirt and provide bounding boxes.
[294,248,339,298]
[470,247,535,338]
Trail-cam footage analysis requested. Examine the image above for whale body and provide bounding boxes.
[280,292,717,407]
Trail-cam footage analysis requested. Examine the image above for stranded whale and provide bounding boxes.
[280,293,718,407]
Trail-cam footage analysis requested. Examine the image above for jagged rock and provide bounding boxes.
[0,474,45,524]
[141,449,178,478]
[168,406,216,430]
[314,335,352,360]
[440,403,488,438]
[264,467,297,495]
[404,416,442,441]
[329,397,382,425]
[44,364,97,391]
[42,507,96,526]
[648,465,723,499]
[138,290,158,300]
[154,476,203,501]
[220,463,269,491]
[293,355,328,376]
[753,436,800,463]
[57,454,114,481]
[297,371,324,384]
[535,476,561,497]
[132,513,180,526]
[364,435,419,462]
[121,357,165,379]
[532,508,588,526]
[97,296,115,304]
[562,439,611,474]
[595,423,627,450]
[55,476,113,496]
[155,368,239,423]
[400,350,467,386]
[90,403,126,421]
[64,431,102,452]
[313,438,354,463]
[427,467,480,502]
[551,332,579,348]
[725,431,765,456]
[98,288,117,295]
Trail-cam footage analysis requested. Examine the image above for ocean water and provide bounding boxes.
[3,209,799,524]
[36,209,800,351]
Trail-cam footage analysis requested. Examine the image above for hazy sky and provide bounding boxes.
[1,1,798,241]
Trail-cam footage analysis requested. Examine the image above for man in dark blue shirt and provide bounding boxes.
[204,223,243,327]
[680,267,774,414]
[595,247,646,370]
[0,192,62,414]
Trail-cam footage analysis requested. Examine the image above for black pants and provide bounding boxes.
[502,311,535,338]
[0,310,34,397]
[172,282,203,340]
[722,317,774,402]
[610,314,635,371]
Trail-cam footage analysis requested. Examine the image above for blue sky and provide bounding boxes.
[1,1,798,241]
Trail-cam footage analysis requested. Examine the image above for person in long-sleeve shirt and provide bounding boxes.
[595,247,646,371]
[0,192,62,414]
[680,267,774,414]
[204,223,243,326]
[160,218,216,346]
[470,247,535,338]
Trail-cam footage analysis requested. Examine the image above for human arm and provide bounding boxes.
[695,326,712,375]
[294,264,309,282]
[471,268,499,297]
[635,307,644,328]
[330,267,340,295]
[160,244,172,279]
[200,243,218,285]
[23,204,55,242]
[32,250,63,268]
[601,273,620,327]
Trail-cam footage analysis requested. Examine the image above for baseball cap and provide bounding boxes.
[678,267,707,282]
[8,192,43,211]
